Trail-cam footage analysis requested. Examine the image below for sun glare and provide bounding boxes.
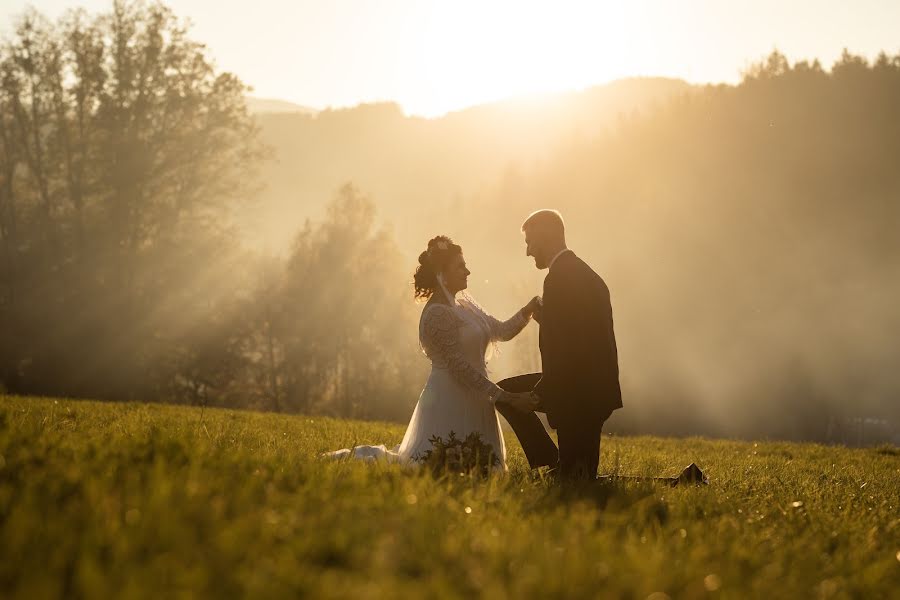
[408,2,631,117]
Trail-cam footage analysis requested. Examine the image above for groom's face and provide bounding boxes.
[524,229,548,269]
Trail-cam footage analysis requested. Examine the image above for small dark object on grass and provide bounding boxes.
[671,463,708,486]
[418,431,500,477]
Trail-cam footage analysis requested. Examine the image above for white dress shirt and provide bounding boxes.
[548,248,571,270]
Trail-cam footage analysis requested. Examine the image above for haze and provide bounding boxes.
[4,0,900,116]
[2,1,899,445]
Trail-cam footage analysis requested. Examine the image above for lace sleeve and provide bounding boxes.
[422,305,502,400]
[463,299,529,342]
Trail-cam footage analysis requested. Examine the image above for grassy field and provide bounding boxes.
[1,396,898,599]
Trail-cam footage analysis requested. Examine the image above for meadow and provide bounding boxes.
[1,395,897,599]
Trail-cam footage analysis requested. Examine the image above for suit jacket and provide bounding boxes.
[533,250,622,426]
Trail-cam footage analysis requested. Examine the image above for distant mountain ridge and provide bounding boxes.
[250,77,690,120]
[245,77,695,251]
[245,97,318,115]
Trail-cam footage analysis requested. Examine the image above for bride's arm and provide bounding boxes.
[469,297,539,342]
[422,305,505,403]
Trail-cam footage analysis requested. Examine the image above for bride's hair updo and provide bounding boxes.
[414,235,462,300]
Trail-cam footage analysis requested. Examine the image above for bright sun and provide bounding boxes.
[407,2,633,117]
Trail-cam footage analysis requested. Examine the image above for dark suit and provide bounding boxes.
[497,250,622,480]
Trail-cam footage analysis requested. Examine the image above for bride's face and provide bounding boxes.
[442,253,470,294]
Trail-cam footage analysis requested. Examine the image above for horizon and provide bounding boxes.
[5,0,900,117]
[245,75,691,117]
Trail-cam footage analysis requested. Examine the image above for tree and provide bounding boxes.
[0,1,266,400]
[270,184,425,419]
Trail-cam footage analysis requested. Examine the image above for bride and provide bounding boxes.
[326,235,539,470]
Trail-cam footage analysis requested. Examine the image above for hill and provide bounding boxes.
[1,396,897,598]
[245,97,318,115]
[244,77,692,252]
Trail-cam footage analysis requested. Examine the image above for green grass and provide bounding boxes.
[1,396,898,599]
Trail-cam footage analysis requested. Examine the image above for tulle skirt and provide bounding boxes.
[323,368,507,471]
[398,368,507,468]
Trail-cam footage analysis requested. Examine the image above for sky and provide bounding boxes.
[4,0,900,117]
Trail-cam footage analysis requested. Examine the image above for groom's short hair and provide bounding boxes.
[521,209,565,239]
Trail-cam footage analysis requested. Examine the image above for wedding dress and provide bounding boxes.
[324,285,529,471]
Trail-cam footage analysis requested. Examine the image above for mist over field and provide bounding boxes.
[244,57,900,443]
[1,2,898,444]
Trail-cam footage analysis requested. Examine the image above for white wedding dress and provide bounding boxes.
[324,289,529,471]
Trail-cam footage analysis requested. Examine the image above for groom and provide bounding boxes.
[496,209,622,480]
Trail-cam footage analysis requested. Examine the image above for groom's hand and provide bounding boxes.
[503,391,540,412]
[528,296,543,323]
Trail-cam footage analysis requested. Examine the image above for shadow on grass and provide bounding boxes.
[530,475,661,513]
[500,463,710,519]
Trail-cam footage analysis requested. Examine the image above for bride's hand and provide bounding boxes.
[522,296,543,321]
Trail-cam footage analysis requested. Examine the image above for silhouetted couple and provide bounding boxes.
[326,209,621,481]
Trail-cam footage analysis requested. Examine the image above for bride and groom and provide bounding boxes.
[329,209,622,481]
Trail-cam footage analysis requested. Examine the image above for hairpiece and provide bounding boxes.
[427,240,449,258]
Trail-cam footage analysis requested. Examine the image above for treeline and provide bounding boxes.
[0,2,424,421]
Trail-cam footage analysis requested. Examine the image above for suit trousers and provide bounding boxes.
[495,401,606,480]
[555,418,604,480]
